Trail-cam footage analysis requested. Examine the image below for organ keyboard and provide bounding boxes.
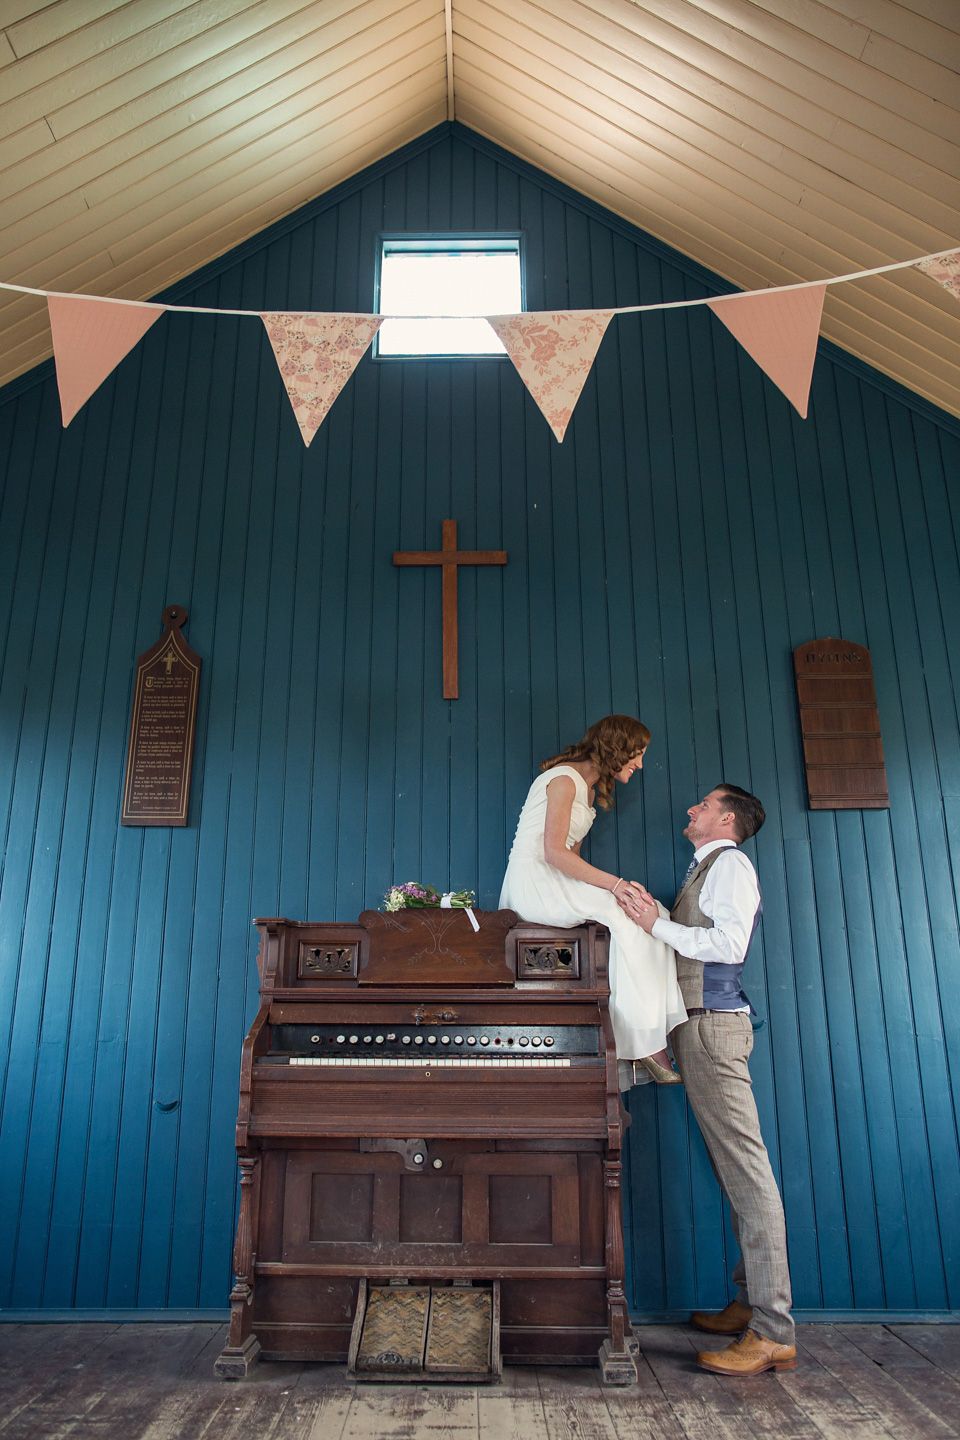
[215,906,637,1384]
[264,1020,599,1061]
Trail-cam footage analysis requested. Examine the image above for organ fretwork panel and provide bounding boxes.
[215,906,637,1385]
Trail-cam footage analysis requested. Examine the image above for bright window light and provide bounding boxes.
[377,238,522,356]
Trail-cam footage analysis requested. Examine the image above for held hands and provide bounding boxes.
[614,880,659,934]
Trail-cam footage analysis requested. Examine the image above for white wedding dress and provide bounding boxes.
[499,765,686,1060]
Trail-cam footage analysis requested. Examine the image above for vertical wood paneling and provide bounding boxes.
[0,125,958,1318]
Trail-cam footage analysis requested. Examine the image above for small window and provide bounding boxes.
[376,236,522,357]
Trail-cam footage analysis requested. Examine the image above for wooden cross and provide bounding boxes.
[394,520,507,699]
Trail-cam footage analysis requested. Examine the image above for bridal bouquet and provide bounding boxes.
[382,882,480,932]
[383,882,475,912]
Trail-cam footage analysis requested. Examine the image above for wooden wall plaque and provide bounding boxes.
[793,638,888,809]
[121,605,201,826]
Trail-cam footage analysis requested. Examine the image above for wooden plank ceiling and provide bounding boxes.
[1,0,958,415]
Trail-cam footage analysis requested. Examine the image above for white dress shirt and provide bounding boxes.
[652,840,760,1011]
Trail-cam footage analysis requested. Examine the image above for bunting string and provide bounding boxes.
[2,244,956,315]
[2,243,957,440]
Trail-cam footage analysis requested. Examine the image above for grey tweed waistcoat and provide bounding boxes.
[671,847,755,1011]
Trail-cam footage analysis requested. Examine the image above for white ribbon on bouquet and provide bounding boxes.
[440,893,480,931]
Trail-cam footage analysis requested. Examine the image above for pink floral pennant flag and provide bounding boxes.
[262,312,383,446]
[48,294,165,426]
[486,310,615,441]
[707,284,827,418]
[915,250,960,303]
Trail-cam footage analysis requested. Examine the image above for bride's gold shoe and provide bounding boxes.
[636,1056,683,1086]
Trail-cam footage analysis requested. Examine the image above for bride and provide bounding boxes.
[499,715,686,1086]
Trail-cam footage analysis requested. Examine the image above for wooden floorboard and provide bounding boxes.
[535,1365,622,1440]
[0,1324,122,1438]
[1,1323,223,1440]
[797,1326,959,1440]
[632,1325,763,1440]
[887,1323,960,1381]
[477,1365,548,1440]
[0,1323,957,1440]
[775,1338,897,1440]
[839,1324,960,1425]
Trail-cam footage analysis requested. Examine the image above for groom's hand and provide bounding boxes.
[633,900,658,935]
[616,882,659,933]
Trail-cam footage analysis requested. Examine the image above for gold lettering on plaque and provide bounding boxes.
[121,606,202,827]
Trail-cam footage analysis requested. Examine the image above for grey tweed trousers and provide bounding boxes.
[671,1011,794,1345]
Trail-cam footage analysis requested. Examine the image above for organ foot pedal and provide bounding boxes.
[348,1279,501,1383]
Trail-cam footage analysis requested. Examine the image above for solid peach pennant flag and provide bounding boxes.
[915,250,960,303]
[486,310,614,441]
[262,312,383,446]
[48,294,165,426]
[707,284,827,418]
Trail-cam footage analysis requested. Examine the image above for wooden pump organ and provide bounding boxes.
[216,907,638,1384]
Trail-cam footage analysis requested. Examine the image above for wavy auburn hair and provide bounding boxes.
[540,714,651,810]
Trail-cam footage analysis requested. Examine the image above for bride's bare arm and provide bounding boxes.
[542,775,643,901]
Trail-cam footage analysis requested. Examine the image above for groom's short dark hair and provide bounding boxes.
[715,783,765,843]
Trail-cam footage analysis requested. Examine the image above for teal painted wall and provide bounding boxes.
[1,124,958,1316]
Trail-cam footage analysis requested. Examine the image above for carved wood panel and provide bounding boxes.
[298,942,359,980]
[357,909,516,986]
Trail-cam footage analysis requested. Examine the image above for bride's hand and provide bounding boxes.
[615,880,647,914]
[617,882,659,929]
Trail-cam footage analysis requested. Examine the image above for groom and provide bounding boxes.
[625,783,796,1376]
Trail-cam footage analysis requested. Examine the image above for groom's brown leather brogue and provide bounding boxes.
[696,1329,797,1375]
[690,1298,754,1334]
